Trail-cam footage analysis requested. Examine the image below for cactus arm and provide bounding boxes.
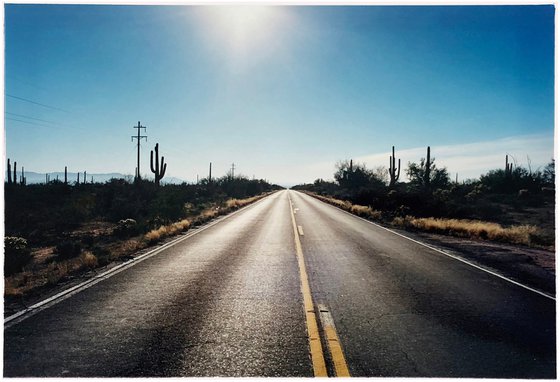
[161,161,167,178]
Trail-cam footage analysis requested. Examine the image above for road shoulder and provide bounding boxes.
[393,229,555,296]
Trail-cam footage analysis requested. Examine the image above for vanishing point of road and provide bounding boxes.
[4,190,556,377]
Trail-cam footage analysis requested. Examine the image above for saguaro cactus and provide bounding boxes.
[7,159,11,184]
[423,146,432,186]
[388,146,401,186]
[77,172,80,185]
[21,166,25,185]
[150,143,167,186]
[64,166,68,185]
[13,161,17,185]
[209,162,212,183]
[505,155,513,177]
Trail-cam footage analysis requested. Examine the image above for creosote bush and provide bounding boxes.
[5,236,32,276]
[113,218,139,238]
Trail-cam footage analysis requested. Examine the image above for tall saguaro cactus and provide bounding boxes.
[505,155,513,177]
[7,159,12,184]
[13,161,17,185]
[388,146,401,186]
[150,143,167,186]
[64,166,68,185]
[423,146,432,186]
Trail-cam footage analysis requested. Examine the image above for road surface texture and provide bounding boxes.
[4,190,556,377]
[289,191,555,378]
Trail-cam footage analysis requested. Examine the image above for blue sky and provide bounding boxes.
[4,4,555,185]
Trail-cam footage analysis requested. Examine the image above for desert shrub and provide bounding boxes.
[56,240,82,260]
[350,204,382,220]
[5,236,33,276]
[148,186,188,222]
[92,245,112,266]
[145,226,168,244]
[80,251,98,269]
[113,218,139,238]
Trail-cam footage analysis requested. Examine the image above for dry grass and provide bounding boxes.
[304,191,543,247]
[144,218,192,244]
[80,251,98,269]
[392,216,540,246]
[351,204,383,220]
[225,194,263,209]
[304,192,382,221]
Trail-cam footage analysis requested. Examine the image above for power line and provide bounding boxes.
[5,117,53,128]
[5,112,56,124]
[5,116,88,133]
[6,94,68,112]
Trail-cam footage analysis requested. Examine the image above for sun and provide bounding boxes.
[199,6,286,61]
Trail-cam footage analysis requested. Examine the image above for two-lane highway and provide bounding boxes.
[4,190,556,377]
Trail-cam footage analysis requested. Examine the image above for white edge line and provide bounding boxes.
[5,193,277,327]
[297,191,556,301]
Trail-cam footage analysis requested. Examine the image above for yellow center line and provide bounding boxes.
[289,194,328,377]
[318,304,351,377]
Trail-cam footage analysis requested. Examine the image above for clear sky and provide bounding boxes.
[4,4,555,186]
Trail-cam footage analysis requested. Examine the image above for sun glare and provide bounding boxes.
[200,6,288,63]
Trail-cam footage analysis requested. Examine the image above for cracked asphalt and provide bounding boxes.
[3,190,556,377]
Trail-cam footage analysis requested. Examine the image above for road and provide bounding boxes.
[4,190,556,377]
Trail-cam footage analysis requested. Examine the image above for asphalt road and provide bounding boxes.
[4,190,556,377]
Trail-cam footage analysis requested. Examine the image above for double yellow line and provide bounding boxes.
[288,194,350,377]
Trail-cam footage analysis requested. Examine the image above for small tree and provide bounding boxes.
[407,158,450,189]
[542,159,555,186]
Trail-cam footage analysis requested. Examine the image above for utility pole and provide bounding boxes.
[131,121,147,181]
[209,162,212,183]
[230,163,235,180]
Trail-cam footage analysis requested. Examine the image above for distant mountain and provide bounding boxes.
[5,171,186,185]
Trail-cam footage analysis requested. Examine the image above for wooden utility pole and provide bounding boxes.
[131,121,147,181]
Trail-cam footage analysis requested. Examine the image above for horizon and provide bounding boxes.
[5,4,555,186]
